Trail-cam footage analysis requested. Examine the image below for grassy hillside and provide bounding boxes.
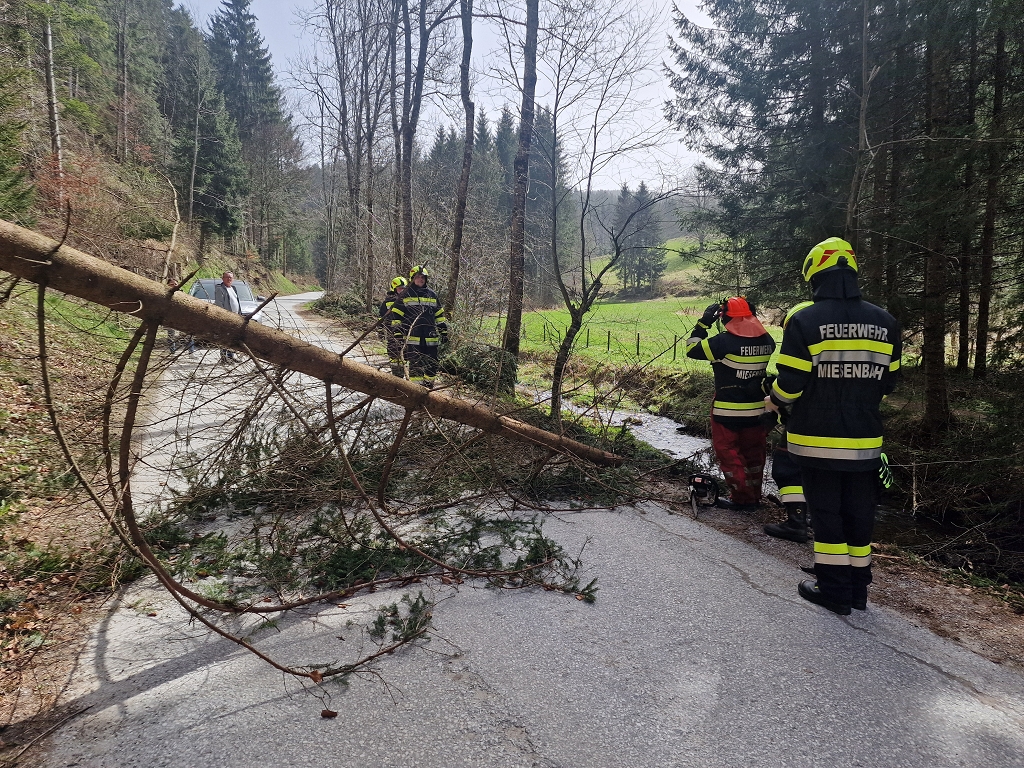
[584,236,705,297]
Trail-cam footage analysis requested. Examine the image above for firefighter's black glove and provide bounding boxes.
[698,303,721,329]
[761,374,777,397]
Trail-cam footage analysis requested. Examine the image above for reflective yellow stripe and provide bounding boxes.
[724,353,772,363]
[814,542,849,555]
[778,485,803,497]
[787,434,883,450]
[807,339,894,356]
[391,308,405,317]
[777,353,812,372]
[714,400,765,411]
[701,338,713,361]
[850,543,872,567]
[814,543,852,566]
[772,380,802,402]
[787,432,884,461]
[889,359,901,371]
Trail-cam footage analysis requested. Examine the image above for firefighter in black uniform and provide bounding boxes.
[766,238,901,615]
[378,276,408,377]
[763,301,813,543]
[390,264,449,388]
[686,296,777,510]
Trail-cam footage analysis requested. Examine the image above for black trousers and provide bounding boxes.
[802,466,879,607]
[405,343,439,387]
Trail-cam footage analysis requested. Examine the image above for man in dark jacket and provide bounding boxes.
[766,237,901,615]
[390,264,448,388]
[378,276,408,377]
[686,296,777,510]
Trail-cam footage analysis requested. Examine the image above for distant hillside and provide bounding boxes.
[581,190,705,255]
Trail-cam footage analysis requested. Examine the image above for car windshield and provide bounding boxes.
[190,280,255,302]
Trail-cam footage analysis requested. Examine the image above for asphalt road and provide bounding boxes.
[34,294,1024,768]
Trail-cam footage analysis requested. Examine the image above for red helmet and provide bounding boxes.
[722,296,767,338]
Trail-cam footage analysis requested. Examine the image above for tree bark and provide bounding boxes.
[502,0,539,358]
[922,30,950,434]
[446,0,475,317]
[42,2,63,202]
[974,28,1005,380]
[0,219,621,467]
[956,5,979,373]
[117,0,129,162]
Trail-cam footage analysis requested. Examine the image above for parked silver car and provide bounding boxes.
[188,278,268,323]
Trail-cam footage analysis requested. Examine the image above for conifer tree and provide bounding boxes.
[207,0,281,144]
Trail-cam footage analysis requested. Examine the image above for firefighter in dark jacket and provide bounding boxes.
[379,276,408,377]
[763,301,813,543]
[686,296,777,510]
[765,237,901,615]
[390,264,448,388]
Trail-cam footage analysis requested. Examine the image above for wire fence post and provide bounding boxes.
[636,332,640,356]
[673,334,678,361]
[606,330,611,352]
[543,325,547,342]
[586,328,590,348]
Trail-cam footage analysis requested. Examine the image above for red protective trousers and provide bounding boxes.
[711,419,767,505]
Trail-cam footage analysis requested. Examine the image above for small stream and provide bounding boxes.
[543,390,938,545]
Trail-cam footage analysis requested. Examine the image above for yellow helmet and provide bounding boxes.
[390,276,408,291]
[801,237,858,282]
[409,264,430,280]
[783,301,814,329]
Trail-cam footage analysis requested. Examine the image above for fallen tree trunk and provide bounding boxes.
[0,220,622,466]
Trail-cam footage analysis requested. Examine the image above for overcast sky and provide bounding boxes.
[182,0,711,186]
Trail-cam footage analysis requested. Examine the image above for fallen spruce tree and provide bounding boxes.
[0,218,621,468]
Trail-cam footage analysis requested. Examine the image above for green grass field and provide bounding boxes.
[483,297,784,375]
[479,236,786,374]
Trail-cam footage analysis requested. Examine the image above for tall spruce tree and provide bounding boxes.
[207,0,280,144]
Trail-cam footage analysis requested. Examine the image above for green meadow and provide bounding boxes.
[481,237,784,374]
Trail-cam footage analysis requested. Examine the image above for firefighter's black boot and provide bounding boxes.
[763,503,808,543]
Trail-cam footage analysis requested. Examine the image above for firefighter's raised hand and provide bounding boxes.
[699,303,721,328]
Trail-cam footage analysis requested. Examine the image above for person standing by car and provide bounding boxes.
[685,296,776,510]
[390,265,448,388]
[215,271,243,362]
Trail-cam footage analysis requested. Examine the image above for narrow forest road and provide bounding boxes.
[30,295,1024,768]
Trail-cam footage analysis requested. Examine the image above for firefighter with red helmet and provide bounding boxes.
[686,296,777,510]
[766,237,901,615]
[390,264,449,388]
